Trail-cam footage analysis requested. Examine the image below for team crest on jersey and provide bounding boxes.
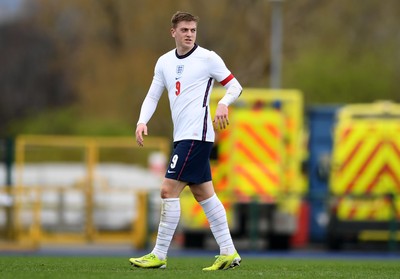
[176,65,184,75]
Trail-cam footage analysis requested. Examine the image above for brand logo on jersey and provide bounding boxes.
[176,65,184,75]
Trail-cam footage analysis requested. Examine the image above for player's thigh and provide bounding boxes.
[188,181,215,202]
[160,178,187,199]
[166,140,213,184]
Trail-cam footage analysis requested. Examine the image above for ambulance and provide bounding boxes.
[179,88,308,250]
[328,101,400,250]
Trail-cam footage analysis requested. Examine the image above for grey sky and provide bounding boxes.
[0,0,25,22]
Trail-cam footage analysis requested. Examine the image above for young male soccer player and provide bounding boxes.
[129,11,242,271]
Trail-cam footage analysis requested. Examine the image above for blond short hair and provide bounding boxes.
[171,11,199,28]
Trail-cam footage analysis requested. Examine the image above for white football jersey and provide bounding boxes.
[143,45,235,142]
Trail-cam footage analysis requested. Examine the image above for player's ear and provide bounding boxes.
[170,28,175,38]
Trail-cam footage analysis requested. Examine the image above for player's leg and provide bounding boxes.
[189,182,241,270]
[151,178,186,259]
[130,141,193,268]
[129,179,186,268]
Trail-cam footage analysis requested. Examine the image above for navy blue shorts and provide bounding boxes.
[165,140,213,185]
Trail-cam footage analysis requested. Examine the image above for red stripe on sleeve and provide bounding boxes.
[220,74,234,86]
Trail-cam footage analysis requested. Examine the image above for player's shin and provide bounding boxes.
[199,194,236,255]
[151,198,181,260]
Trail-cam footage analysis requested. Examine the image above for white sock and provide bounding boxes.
[151,198,180,260]
[200,194,236,255]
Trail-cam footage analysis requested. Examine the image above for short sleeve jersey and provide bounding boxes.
[153,45,232,143]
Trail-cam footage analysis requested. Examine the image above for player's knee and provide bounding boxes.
[160,188,168,199]
[160,187,175,199]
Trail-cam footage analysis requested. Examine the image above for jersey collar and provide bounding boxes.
[175,44,198,59]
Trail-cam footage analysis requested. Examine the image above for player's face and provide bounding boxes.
[171,21,197,54]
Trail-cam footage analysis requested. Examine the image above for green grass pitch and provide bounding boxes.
[0,256,399,279]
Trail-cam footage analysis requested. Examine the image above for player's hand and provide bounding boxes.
[213,104,229,130]
[135,123,148,147]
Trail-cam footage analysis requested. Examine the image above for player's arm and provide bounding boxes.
[214,75,242,130]
[208,51,242,130]
[136,82,164,146]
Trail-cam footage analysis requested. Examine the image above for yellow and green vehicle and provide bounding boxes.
[180,88,308,250]
[328,101,400,249]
